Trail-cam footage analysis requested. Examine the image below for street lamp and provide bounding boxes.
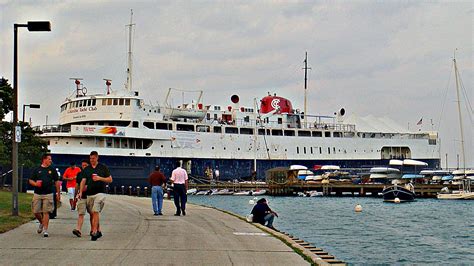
[22,103,41,123]
[12,21,51,216]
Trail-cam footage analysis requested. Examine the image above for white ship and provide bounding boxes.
[35,14,440,187]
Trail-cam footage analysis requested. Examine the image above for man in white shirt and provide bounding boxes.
[170,162,188,216]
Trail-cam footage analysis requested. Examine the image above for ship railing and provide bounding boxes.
[33,124,71,133]
[211,118,357,132]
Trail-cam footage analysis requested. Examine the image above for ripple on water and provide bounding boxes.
[188,196,474,264]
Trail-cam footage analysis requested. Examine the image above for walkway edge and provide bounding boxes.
[189,203,346,266]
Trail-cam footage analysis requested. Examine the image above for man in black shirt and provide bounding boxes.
[28,154,60,237]
[78,151,112,241]
[250,198,278,230]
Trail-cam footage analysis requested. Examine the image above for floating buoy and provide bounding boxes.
[249,197,258,205]
[354,204,363,212]
[394,198,401,203]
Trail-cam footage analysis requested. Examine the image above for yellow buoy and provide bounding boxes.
[394,198,401,203]
[354,204,363,212]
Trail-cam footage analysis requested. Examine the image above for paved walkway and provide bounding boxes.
[0,195,308,265]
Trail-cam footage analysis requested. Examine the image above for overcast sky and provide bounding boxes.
[1,0,472,167]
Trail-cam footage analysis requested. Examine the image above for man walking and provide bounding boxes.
[78,151,112,241]
[28,154,61,237]
[72,159,92,237]
[63,162,81,210]
[147,166,167,215]
[171,161,188,216]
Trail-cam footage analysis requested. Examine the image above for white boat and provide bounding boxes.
[234,191,251,196]
[195,190,208,195]
[438,179,474,200]
[186,188,197,195]
[34,12,441,189]
[252,189,266,196]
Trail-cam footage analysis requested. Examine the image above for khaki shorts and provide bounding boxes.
[76,198,89,215]
[86,193,106,213]
[32,193,54,214]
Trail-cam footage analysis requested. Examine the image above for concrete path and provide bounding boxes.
[0,195,309,265]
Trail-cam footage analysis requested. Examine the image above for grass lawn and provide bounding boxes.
[0,190,34,233]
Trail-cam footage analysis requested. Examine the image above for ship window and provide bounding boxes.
[206,113,210,120]
[177,124,194,132]
[107,99,113,105]
[333,132,342,138]
[272,129,283,136]
[333,147,336,153]
[325,132,331,137]
[119,99,124,105]
[113,99,118,105]
[92,99,96,106]
[304,147,307,154]
[297,147,299,154]
[225,127,238,134]
[197,125,210,132]
[106,138,112,148]
[156,122,171,130]
[143,139,153,149]
[213,114,218,120]
[125,99,130,106]
[240,128,253,135]
[298,130,311,137]
[244,116,250,123]
[429,139,436,145]
[78,101,83,107]
[136,139,143,149]
[284,130,295,136]
[101,99,106,105]
[319,147,322,154]
[258,129,266,135]
[87,99,91,106]
[132,121,139,128]
[213,126,222,133]
[143,122,154,129]
[313,131,322,137]
[311,147,313,154]
[114,138,120,148]
[328,147,331,154]
[278,118,283,124]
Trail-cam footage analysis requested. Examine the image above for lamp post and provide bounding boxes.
[22,103,41,123]
[12,21,51,216]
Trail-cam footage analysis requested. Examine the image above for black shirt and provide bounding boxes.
[251,203,271,225]
[83,163,111,196]
[76,170,87,199]
[30,166,59,195]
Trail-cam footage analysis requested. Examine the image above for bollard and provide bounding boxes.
[144,187,148,197]
[136,186,141,197]
[129,186,132,196]
[106,185,109,194]
[114,186,117,194]
[121,185,125,195]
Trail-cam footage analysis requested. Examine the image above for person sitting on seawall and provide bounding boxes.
[250,198,278,230]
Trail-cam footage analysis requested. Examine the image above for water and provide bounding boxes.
[188,195,474,265]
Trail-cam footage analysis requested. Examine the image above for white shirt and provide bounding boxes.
[171,167,188,184]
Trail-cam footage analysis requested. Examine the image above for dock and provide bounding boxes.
[188,181,456,197]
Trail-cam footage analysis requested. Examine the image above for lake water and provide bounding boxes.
[188,195,474,265]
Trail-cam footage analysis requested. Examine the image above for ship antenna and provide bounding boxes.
[125,9,135,92]
[303,51,311,127]
[70,78,83,98]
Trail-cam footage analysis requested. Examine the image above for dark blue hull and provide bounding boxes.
[40,154,440,189]
[382,185,415,202]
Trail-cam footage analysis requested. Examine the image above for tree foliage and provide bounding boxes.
[0,77,13,120]
[0,78,47,168]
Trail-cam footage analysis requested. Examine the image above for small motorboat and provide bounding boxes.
[382,184,415,202]
[252,189,266,196]
[234,191,251,196]
[186,188,197,195]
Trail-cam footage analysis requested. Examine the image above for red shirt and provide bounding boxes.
[148,171,166,186]
[63,167,81,188]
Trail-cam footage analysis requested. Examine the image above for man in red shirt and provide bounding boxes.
[148,166,167,215]
[63,162,81,210]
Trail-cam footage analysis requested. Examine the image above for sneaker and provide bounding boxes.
[91,233,98,241]
[97,231,102,239]
[37,224,43,234]
[174,213,180,216]
[43,231,49,237]
[153,213,159,216]
[182,210,186,216]
[158,212,163,215]
[72,229,81,237]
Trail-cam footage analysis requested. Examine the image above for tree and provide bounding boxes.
[0,77,47,168]
[0,77,13,120]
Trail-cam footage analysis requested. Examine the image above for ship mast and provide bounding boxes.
[303,52,311,127]
[453,51,466,176]
[125,9,135,91]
